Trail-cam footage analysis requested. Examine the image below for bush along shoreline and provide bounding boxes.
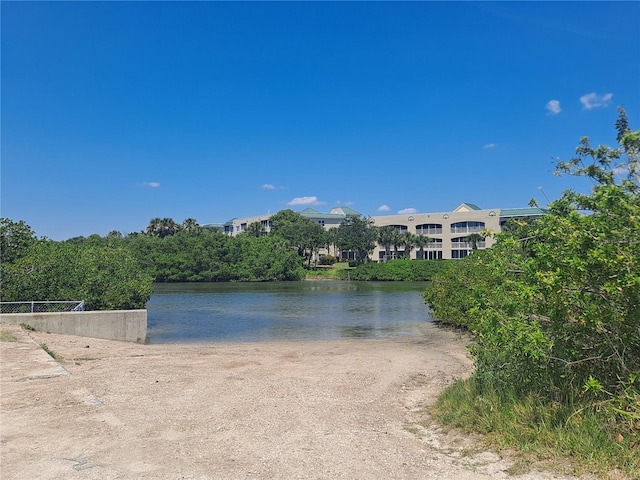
[423,109,640,478]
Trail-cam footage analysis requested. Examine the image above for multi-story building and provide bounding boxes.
[210,202,545,261]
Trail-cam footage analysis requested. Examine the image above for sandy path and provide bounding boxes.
[1,323,577,479]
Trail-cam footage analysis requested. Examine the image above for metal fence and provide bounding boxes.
[0,301,85,314]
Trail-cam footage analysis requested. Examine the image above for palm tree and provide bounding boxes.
[391,229,403,260]
[465,232,485,250]
[146,218,163,236]
[377,226,395,262]
[160,218,179,237]
[414,234,431,260]
[400,232,416,259]
[182,218,200,234]
[146,218,179,238]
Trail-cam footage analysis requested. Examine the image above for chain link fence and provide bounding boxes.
[0,301,85,314]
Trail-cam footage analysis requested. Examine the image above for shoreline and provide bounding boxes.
[1,323,576,479]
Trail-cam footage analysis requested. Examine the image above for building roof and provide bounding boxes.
[299,209,348,221]
[454,203,482,212]
[298,207,363,219]
[329,206,362,216]
[499,207,547,217]
[299,208,322,215]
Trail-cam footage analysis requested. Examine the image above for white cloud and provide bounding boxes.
[141,182,160,188]
[261,184,275,190]
[287,196,323,206]
[398,208,417,215]
[378,204,391,212]
[545,99,561,115]
[580,92,613,110]
[613,166,630,176]
[483,143,498,149]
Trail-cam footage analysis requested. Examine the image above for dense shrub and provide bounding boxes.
[424,110,640,431]
[125,230,305,282]
[340,259,449,281]
[318,255,337,265]
[1,240,153,310]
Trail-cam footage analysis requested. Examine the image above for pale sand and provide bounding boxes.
[0,323,580,479]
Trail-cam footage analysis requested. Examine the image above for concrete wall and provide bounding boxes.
[0,310,147,343]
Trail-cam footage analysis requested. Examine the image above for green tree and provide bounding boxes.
[465,232,485,250]
[269,210,325,265]
[377,226,395,262]
[0,218,37,264]
[181,218,200,234]
[390,228,403,260]
[245,221,266,238]
[228,235,304,281]
[399,231,416,259]
[414,234,431,260]
[335,216,376,264]
[146,218,179,238]
[1,240,153,310]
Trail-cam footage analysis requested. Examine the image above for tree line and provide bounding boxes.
[0,219,154,310]
[1,201,449,310]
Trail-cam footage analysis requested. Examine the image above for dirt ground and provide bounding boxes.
[0,323,581,480]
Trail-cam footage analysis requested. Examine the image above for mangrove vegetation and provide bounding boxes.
[423,108,640,477]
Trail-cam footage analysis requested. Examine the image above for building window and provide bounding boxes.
[426,238,443,249]
[451,221,485,234]
[427,251,443,260]
[452,236,485,250]
[416,250,441,260]
[451,237,471,249]
[390,224,408,231]
[451,250,469,259]
[416,223,442,235]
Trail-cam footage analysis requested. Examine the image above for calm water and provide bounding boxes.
[146,281,434,343]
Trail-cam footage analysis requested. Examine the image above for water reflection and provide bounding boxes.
[147,280,433,343]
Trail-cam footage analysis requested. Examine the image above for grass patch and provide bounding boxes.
[0,330,18,342]
[19,323,35,331]
[39,343,60,361]
[305,262,353,280]
[430,378,640,479]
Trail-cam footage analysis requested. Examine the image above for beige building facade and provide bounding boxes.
[214,203,545,261]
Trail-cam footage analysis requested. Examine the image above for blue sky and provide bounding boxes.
[2,1,639,240]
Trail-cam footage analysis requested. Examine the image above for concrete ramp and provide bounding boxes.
[0,326,68,382]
